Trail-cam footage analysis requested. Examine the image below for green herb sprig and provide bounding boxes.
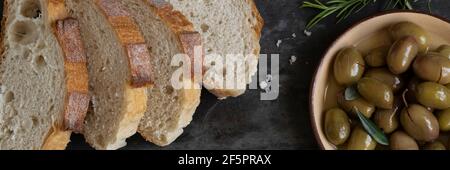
[356,110,389,146]
[301,0,422,30]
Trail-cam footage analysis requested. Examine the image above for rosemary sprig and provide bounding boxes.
[301,0,418,30]
[385,0,413,9]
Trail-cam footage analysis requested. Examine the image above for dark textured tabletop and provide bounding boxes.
[2,1,450,150]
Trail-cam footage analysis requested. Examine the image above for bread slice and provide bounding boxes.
[64,0,153,150]
[114,0,202,146]
[0,0,89,150]
[167,0,264,99]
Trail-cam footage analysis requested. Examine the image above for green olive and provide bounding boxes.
[424,141,447,150]
[387,36,419,74]
[416,82,450,109]
[365,68,404,93]
[324,108,351,146]
[437,109,450,131]
[346,126,377,150]
[334,47,365,85]
[389,22,430,53]
[374,98,401,134]
[400,104,439,142]
[413,53,450,85]
[337,92,375,118]
[365,46,389,67]
[357,77,394,109]
[436,45,450,59]
[390,131,419,150]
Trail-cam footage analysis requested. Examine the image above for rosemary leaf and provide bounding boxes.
[302,0,419,30]
[356,110,389,146]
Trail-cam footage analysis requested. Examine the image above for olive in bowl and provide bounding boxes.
[311,12,450,150]
[333,47,365,85]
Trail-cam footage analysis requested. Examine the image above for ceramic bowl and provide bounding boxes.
[310,11,450,150]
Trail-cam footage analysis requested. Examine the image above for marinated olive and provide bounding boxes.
[413,53,450,85]
[337,92,375,118]
[424,141,447,150]
[400,104,439,142]
[437,109,450,131]
[390,131,419,150]
[437,45,450,59]
[365,68,404,93]
[374,98,401,134]
[389,22,430,53]
[324,108,351,146]
[334,47,365,85]
[416,82,450,109]
[387,36,419,74]
[347,126,377,150]
[357,77,394,109]
[365,46,389,67]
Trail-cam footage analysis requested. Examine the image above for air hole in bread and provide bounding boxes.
[163,86,174,95]
[5,129,13,137]
[33,55,47,69]
[178,74,183,82]
[20,0,42,19]
[36,41,46,50]
[48,105,54,113]
[201,24,209,33]
[223,68,227,77]
[22,49,31,61]
[95,136,105,147]
[10,21,38,45]
[166,118,173,123]
[4,91,14,103]
[31,116,39,127]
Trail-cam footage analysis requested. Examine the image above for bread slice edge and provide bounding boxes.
[41,0,90,150]
[206,0,264,99]
[138,0,202,146]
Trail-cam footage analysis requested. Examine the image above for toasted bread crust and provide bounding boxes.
[41,126,71,150]
[48,0,68,22]
[249,0,264,44]
[43,0,89,149]
[95,0,153,88]
[105,85,147,150]
[54,18,90,133]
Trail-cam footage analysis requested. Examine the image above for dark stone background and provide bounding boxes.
[2,0,449,150]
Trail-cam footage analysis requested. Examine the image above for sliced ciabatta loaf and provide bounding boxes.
[0,0,89,150]
[167,0,264,99]
[115,0,202,146]
[65,0,153,150]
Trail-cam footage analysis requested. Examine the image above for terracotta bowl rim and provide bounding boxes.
[309,10,450,150]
